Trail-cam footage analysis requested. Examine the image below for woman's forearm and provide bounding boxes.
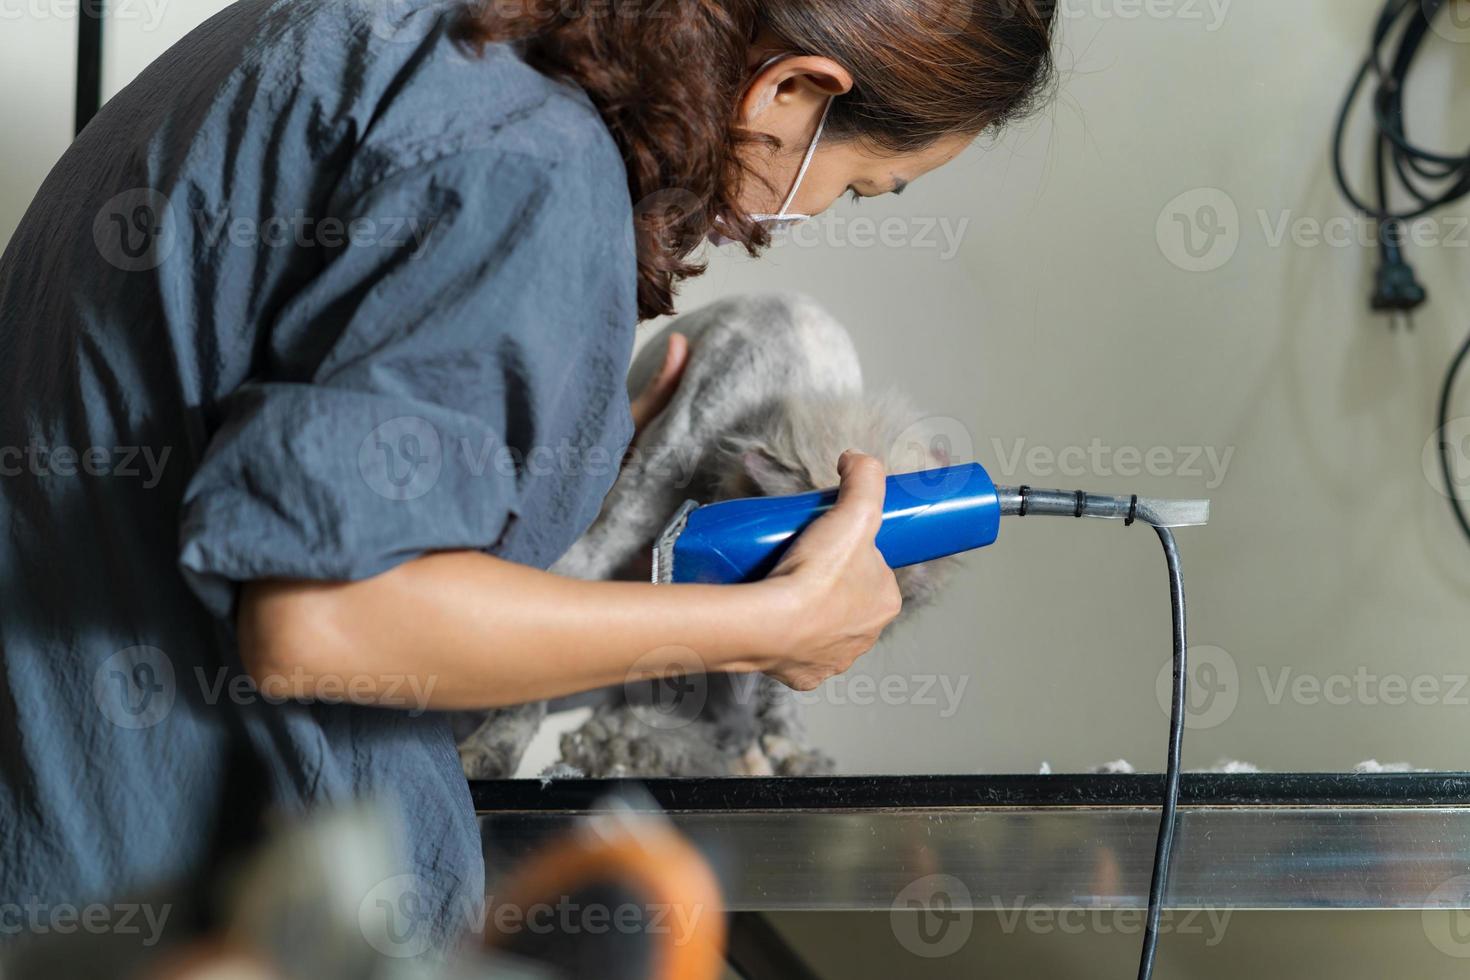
[237,550,795,711]
[238,452,901,712]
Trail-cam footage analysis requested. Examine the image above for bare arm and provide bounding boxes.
[238,452,902,711]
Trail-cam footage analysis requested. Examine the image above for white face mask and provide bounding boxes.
[709,59,834,247]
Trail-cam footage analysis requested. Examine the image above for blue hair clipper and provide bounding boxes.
[652,461,1210,585]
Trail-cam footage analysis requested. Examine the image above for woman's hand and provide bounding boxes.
[628,332,689,438]
[747,451,904,691]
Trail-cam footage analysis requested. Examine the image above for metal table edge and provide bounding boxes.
[471,772,1470,813]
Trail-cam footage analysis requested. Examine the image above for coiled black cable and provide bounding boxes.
[1437,330,1470,542]
[1332,0,1470,545]
[1137,526,1188,980]
[1332,0,1470,231]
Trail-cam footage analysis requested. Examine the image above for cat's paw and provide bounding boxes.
[731,743,776,776]
[458,744,514,779]
[762,734,836,776]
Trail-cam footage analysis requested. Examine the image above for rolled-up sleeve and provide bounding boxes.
[179,145,625,619]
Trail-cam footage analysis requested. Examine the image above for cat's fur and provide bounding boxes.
[453,294,956,779]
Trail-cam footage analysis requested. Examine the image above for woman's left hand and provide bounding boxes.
[628,332,688,440]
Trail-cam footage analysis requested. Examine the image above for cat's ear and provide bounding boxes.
[891,416,955,470]
[742,449,804,496]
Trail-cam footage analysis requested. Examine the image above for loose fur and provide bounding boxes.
[455,294,958,779]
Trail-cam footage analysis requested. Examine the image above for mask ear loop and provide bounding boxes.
[776,96,833,218]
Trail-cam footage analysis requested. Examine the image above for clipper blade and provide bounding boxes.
[652,500,698,585]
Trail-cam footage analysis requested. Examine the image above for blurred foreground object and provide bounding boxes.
[484,796,726,980]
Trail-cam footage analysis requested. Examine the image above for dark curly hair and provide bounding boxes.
[456,0,1058,319]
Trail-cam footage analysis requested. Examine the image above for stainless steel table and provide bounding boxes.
[475,774,1470,912]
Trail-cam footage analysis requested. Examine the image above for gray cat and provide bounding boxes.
[452,293,957,779]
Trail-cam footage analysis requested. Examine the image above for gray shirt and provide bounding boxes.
[0,0,636,949]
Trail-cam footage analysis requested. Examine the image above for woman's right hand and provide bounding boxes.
[239,448,904,712]
[751,451,904,691]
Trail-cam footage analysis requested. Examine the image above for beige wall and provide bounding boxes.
[0,5,75,243]
[662,0,1470,777]
[100,0,233,95]
[0,0,234,242]
[4,0,1467,774]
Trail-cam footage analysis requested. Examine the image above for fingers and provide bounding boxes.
[657,331,689,388]
[629,332,689,433]
[777,671,826,693]
[830,450,887,537]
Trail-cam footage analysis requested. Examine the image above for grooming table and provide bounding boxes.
[475,774,1470,911]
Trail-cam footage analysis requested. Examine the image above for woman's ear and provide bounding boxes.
[738,55,853,130]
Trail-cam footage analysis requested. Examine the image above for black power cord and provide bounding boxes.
[1137,526,1188,980]
[1332,0,1469,314]
[1006,492,1192,979]
[1333,0,1470,544]
[1438,330,1470,542]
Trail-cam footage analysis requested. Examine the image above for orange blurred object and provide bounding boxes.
[484,808,726,980]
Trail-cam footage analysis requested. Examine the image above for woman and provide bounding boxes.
[0,0,1057,950]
